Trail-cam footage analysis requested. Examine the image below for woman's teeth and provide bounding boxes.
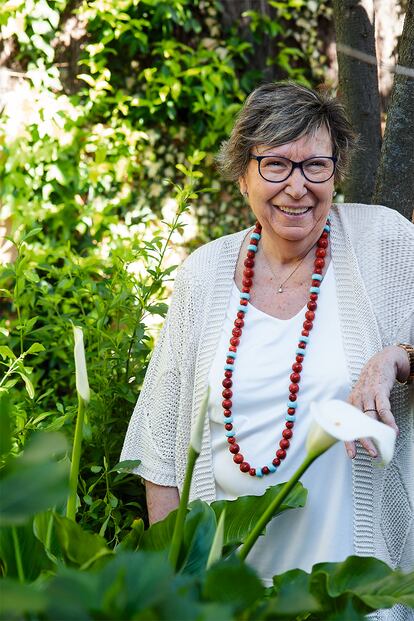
[277,205,311,215]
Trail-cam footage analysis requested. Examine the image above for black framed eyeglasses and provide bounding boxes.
[250,155,337,183]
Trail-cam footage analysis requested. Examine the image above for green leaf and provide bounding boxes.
[26,342,45,355]
[116,518,145,552]
[18,372,35,399]
[53,513,112,569]
[203,556,264,613]
[0,394,11,457]
[0,520,54,581]
[108,459,141,473]
[0,433,69,526]
[0,578,47,618]
[0,346,15,360]
[181,500,217,574]
[211,481,307,550]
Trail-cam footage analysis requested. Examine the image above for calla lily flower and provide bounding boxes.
[73,326,90,403]
[308,399,396,464]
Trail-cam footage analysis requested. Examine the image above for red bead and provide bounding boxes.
[312,280,321,287]
[287,408,296,416]
[240,462,250,473]
[301,329,309,337]
[276,449,286,460]
[262,466,270,475]
[225,371,233,378]
[244,268,254,278]
[222,399,232,409]
[272,458,281,466]
[242,279,252,288]
[310,293,318,301]
[226,357,235,365]
[227,436,235,443]
[307,301,317,311]
[222,389,233,399]
[298,342,306,349]
[292,362,302,373]
[290,372,300,383]
[239,300,248,307]
[234,318,244,328]
[237,312,245,320]
[225,423,233,431]
[289,394,297,402]
[229,345,237,352]
[314,267,323,274]
[282,428,293,439]
[296,354,304,363]
[289,383,299,393]
[280,439,290,450]
[230,337,240,346]
[232,328,242,338]
[321,230,328,238]
[247,251,255,258]
[315,258,325,269]
[303,320,313,331]
[286,421,294,429]
[249,468,256,476]
[224,409,232,417]
[230,444,240,454]
[242,287,250,294]
[316,248,326,258]
[233,454,243,464]
[244,259,254,268]
[317,238,328,248]
[305,310,315,321]
[222,378,232,388]
[250,238,258,246]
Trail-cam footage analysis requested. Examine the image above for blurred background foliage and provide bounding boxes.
[1,0,335,541]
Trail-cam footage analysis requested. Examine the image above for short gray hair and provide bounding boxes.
[217,81,358,183]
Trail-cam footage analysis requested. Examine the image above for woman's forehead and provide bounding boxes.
[254,128,333,157]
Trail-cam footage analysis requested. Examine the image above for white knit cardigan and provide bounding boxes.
[121,204,414,620]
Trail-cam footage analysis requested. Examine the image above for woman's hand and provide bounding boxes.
[345,345,410,459]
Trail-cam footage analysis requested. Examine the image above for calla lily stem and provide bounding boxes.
[66,395,86,521]
[238,453,318,561]
[168,446,198,570]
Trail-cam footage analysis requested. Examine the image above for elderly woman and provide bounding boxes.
[121,83,414,592]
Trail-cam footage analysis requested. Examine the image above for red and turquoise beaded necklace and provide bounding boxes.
[221,219,330,477]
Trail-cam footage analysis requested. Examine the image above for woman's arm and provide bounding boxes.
[145,481,180,525]
[345,344,411,458]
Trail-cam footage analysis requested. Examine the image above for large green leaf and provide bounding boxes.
[53,513,112,569]
[0,433,69,526]
[181,500,217,575]
[0,520,54,580]
[211,481,307,551]
[0,578,47,620]
[203,556,265,614]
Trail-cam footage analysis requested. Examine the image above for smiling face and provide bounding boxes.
[239,126,335,254]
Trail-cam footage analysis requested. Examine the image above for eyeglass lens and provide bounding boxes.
[259,157,334,182]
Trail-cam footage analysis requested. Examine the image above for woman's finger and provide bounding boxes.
[375,393,399,434]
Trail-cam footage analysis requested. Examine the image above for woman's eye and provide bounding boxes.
[306,159,328,169]
[264,158,287,169]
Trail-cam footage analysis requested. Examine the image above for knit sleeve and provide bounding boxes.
[120,263,192,487]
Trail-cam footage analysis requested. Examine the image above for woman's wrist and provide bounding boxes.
[393,344,413,384]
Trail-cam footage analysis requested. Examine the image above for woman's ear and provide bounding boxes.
[239,177,248,198]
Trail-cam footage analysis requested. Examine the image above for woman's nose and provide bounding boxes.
[284,167,308,198]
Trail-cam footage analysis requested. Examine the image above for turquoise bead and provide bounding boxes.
[224,416,233,423]
[324,224,330,232]
[255,468,263,477]
[296,347,306,356]
[237,305,248,312]
[310,286,320,294]
[311,273,322,281]
[299,335,309,343]
[250,232,261,240]
[268,464,277,473]
[240,292,250,300]
[224,364,234,371]
[247,244,258,252]
[286,414,296,422]
[227,351,236,358]
[287,401,298,409]
[225,430,235,437]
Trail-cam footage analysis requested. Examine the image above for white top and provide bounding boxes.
[208,264,354,583]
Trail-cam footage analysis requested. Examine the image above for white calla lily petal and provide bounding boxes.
[308,399,396,464]
[73,326,90,403]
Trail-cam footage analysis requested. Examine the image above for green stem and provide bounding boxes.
[238,453,318,561]
[12,527,25,583]
[168,447,198,570]
[66,396,85,520]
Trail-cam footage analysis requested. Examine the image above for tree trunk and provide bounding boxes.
[373,0,414,221]
[333,0,382,203]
